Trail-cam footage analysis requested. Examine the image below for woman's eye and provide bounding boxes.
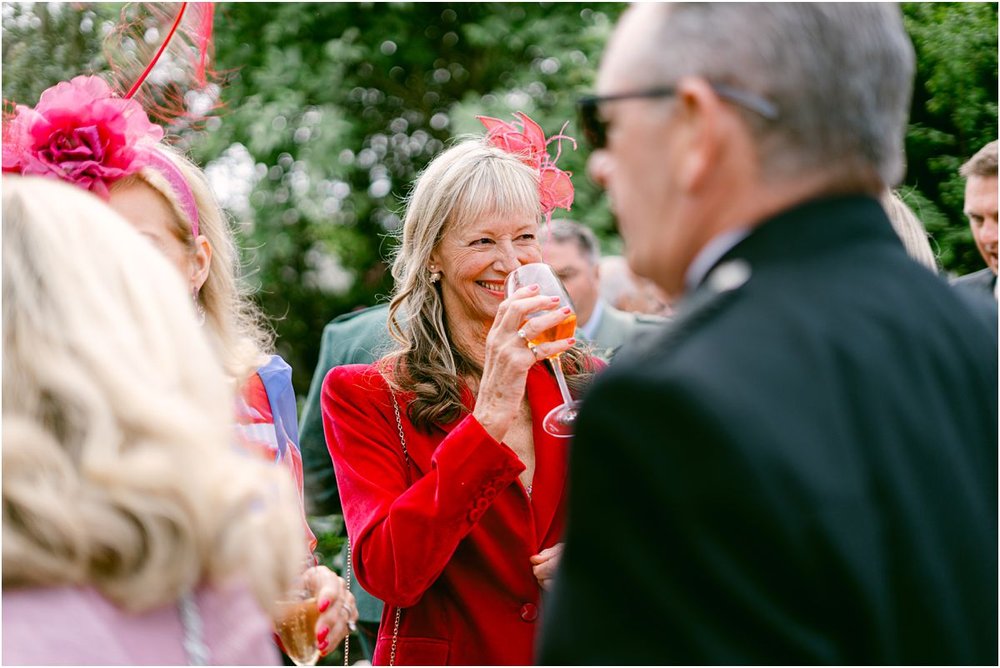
[472,238,494,246]
[518,233,536,241]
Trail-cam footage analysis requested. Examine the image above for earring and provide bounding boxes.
[429,269,441,283]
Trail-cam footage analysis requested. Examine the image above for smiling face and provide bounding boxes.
[430,210,542,340]
[965,174,999,274]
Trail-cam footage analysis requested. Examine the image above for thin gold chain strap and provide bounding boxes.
[388,392,409,666]
[343,540,352,666]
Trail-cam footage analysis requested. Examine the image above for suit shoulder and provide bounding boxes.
[325,304,390,331]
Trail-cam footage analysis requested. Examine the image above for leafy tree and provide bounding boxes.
[3,2,996,399]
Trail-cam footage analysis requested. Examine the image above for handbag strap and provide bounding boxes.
[343,390,409,667]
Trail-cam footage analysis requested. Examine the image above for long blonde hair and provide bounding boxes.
[110,144,272,384]
[880,189,938,272]
[2,176,303,613]
[387,139,590,430]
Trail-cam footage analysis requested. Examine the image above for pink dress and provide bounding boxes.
[2,583,279,665]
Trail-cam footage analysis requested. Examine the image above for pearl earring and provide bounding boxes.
[429,270,442,283]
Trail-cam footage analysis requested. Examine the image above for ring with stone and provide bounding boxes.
[517,328,529,343]
[528,343,540,359]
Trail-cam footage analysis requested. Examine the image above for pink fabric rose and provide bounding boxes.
[2,75,164,197]
[477,111,576,218]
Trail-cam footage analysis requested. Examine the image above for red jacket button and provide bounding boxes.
[519,603,538,622]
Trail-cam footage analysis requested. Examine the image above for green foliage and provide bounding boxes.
[3,2,996,399]
[902,2,998,272]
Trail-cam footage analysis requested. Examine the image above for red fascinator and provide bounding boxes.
[477,112,576,221]
[2,3,215,233]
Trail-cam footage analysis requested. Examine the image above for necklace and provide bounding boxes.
[526,483,533,500]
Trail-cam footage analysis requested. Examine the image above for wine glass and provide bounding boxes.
[274,578,320,666]
[505,262,580,437]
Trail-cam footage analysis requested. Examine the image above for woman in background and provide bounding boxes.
[2,176,304,665]
[3,75,357,657]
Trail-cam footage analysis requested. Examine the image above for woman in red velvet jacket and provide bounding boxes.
[322,127,599,665]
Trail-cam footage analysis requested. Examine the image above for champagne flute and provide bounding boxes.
[505,262,580,437]
[274,578,320,666]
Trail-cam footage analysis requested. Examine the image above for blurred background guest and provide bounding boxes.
[2,176,305,665]
[300,302,394,660]
[599,254,675,316]
[951,140,998,299]
[541,218,665,360]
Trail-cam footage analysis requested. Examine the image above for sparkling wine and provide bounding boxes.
[275,597,320,666]
[527,312,577,349]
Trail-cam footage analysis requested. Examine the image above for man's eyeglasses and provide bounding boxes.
[576,83,779,150]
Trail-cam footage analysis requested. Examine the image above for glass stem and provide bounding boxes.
[548,355,574,405]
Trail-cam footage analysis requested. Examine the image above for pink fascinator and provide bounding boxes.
[2,3,214,235]
[477,112,576,221]
[2,76,164,198]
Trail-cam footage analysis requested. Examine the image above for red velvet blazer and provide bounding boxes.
[322,362,572,665]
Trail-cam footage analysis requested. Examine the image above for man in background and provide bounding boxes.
[300,304,391,660]
[540,4,996,664]
[542,218,664,360]
[599,254,673,316]
[952,139,998,299]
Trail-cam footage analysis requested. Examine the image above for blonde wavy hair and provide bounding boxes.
[880,189,938,272]
[387,139,591,431]
[110,143,272,384]
[2,176,304,614]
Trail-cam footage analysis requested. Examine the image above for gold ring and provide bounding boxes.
[528,343,540,359]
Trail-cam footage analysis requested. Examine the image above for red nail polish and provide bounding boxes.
[568,338,576,345]
[562,306,571,314]
[550,296,561,302]
[317,626,330,642]
[318,640,329,652]
[318,598,330,613]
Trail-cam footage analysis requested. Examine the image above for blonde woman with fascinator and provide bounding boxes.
[322,114,603,665]
[1,176,306,664]
[2,9,358,654]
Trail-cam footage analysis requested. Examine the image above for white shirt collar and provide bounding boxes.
[578,298,605,340]
[684,228,751,294]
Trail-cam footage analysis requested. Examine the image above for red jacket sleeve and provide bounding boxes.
[321,365,525,607]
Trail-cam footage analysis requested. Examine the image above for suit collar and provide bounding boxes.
[710,194,895,282]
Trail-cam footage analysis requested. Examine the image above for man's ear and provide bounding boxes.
[674,76,728,193]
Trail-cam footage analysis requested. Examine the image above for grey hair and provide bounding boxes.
[542,218,601,266]
[637,3,915,189]
[960,140,998,179]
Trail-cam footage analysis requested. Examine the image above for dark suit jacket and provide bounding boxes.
[951,266,996,301]
[301,304,392,515]
[538,196,998,665]
[299,304,392,625]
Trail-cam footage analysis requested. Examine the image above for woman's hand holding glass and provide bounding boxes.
[505,263,581,437]
[305,564,357,658]
[473,283,576,444]
[275,563,357,665]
